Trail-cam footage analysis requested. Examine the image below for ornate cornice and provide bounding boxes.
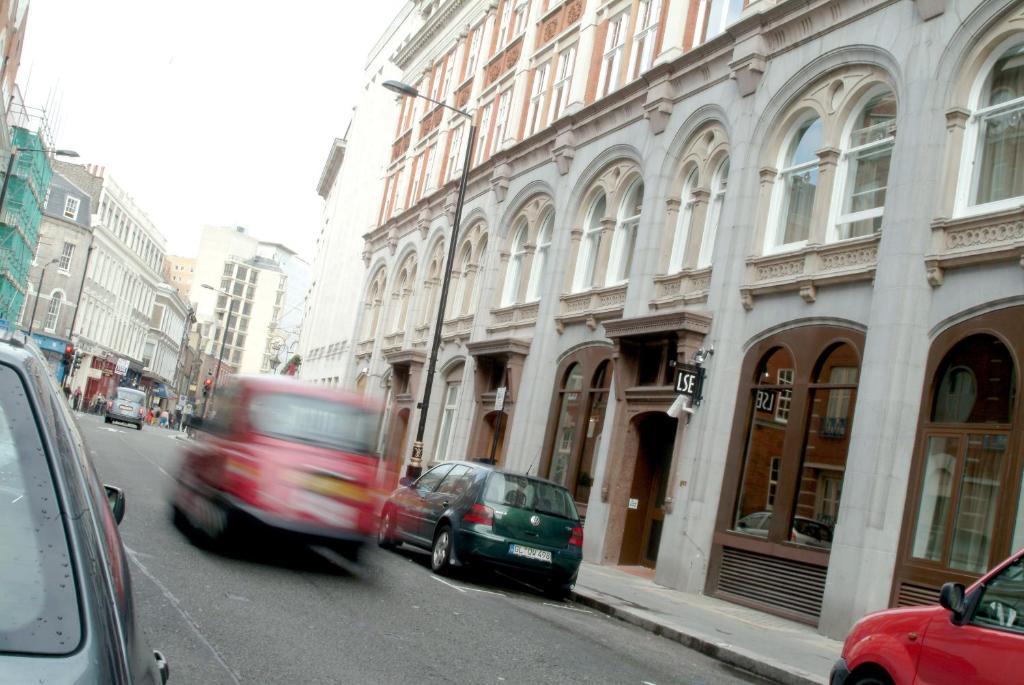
[466,337,531,358]
[393,0,469,70]
[603,311,712,339]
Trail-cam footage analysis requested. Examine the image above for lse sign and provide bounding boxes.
[674,364,705,404]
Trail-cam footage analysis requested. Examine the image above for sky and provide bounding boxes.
[20,0,405,263]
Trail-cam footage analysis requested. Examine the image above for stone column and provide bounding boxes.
[658,197,682,273]
[564,0,599,114]
[562,226,584,291]
[811,147,841,245]
[938,108,970,218]
[655,0,691,66]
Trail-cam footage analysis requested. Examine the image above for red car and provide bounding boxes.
[171,375,382,561]
[832,549,1024,684]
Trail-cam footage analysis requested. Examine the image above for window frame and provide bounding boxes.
[597,11,628,98]
[549,44,577,123]
[58,241,75,272]
[526,210,553,302]
[606,178,643,286]
[828,88,896,243]
[698,157,729,268]
[956,37,1024,218]
[669,167,698,273]
[501,219,529,306]
[572,193,607,293]
[63,195,80,220]
[765,115,823,254]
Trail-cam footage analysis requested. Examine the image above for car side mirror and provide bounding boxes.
[105,484,126,525]
[939,582,966,624]
[399,476,414,488]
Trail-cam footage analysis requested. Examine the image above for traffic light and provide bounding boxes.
[203,378,212,397]
[62,344,74,369]
[72,351,82,372]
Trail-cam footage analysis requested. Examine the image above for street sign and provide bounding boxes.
[755,389,776,413]
[114,357,129,376]
[494,386,507,411]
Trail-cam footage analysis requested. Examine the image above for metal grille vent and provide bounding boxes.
[896,582,938,607]
[716,547,827,621]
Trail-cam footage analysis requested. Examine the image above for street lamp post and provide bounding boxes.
[26,257,60,336]
[201,284,238,419]
[382,80,476,479]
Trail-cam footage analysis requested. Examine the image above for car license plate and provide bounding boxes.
[509,544,552,563]
[304,474,369,503]
[119,404,132,411]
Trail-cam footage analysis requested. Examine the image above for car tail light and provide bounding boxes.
[138,407,145,417]
[106,400,112,410]
[569,525,583,548]
[463,503,493,527]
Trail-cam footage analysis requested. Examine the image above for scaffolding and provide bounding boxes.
[0,98,54,322]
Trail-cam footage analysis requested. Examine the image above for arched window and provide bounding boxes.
[608,179,643,284]
[433,364,464,463]
[362,270,387,340]
[501,219,528,306]
[833,91,896,240]
[573,193,606,292]
[698,158,729,268]
[770,117,822,250]
[548,364,584,488]
[962,42,1024,212]
[449,244,473,318]
[526,211,553,301]
[910,334,1015,573]
[44,291,62,332]
[422,242,444,327]
[393,260,416,333]
[669,168,698,273]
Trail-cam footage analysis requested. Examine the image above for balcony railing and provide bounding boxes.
[555,283,627,332]
[487,301,540,332]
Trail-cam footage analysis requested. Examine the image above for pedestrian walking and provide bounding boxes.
[73,388,82,412]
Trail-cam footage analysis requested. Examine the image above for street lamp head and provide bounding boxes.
[382,80,419,98]
[53,149,79,158]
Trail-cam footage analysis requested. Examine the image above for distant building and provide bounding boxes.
[142,283,190,407]
[19,171,92,378]
[189,225,304,375]
[57,162,171,403]
[162,255,195,301]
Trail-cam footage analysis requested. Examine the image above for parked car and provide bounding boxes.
[105,386,145,430]
[831,548,1024,684]
[172,375,382,560]
[378,461,584,597]
[0,329,168,683]
[735,511,834,548]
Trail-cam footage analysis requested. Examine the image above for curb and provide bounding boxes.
[571,589,827,685]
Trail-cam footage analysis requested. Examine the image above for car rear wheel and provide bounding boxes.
[431,525,453,575]
[377,508,396,549]
[136,422,142,430]
[104,417,111,424]
[848,667,894,685]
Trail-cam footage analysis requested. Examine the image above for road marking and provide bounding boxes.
[124,546,243,685]
[542,602,592,613]
[430,575,467,593]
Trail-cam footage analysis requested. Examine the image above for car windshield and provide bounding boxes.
[483,473,579,521]
[248,392,379,455]
[0,364,81,654]
[116,387,144,403]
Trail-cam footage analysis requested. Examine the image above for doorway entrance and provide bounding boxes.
[620,412,678,567]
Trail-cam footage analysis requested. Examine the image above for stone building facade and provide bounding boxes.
[322,0,1024,638]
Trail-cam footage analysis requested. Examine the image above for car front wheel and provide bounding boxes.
[431,525,453,575]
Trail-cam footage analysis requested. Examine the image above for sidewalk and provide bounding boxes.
[571,563,841,685]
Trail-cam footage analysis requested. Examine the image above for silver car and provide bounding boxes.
[105,386,145,430]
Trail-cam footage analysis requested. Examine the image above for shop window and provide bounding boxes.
[730,332,862,552]
[576,361,611,504]
[549,364,583,488]
[434,380,462,462]
[790,343,860,546]
[734,347,796,534]
[910,334,1015,574]
[768,117,822,251]
[961,42,1024,213]
[832,91,896,241]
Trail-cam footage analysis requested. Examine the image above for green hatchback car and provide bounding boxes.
[378,461,583,597]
